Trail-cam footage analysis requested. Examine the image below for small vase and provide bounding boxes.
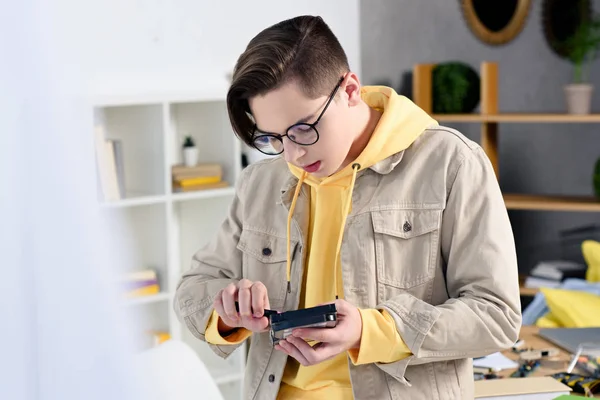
[564,84,594,115]
[183,147,199,167]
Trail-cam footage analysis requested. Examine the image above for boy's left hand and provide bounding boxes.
[274,299,362,366]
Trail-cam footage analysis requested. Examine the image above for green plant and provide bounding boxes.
[183,135,195,148]
[594,156,600,199]
[564,14,600,83]
[432,62,480,114]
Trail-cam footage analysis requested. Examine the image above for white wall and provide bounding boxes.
[45,0,360,96]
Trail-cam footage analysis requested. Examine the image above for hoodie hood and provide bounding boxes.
[283,86,438,300]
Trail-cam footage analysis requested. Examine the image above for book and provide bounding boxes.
[174,175,222,187]
[172,181,229,192]
[474,377,571,399]
[530,260,587,281]
[171,163,222,179]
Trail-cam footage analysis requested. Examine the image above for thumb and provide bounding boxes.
[333,299,351,314]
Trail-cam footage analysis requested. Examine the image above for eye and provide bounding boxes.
[290,124,313,134]
[255,136,270,144]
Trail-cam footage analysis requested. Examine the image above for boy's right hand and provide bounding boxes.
[213,279,271,333]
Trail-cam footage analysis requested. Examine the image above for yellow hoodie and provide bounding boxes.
[205,86,438,399]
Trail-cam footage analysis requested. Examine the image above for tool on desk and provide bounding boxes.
[576,355,600,377]
[512,339,526,353]
[553,372,600,396]
[519,347,560,361]
[510,360,540,378]
[474,366,494,374]
[567,342,600,375]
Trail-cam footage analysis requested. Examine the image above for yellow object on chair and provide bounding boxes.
[539,288,600,328]
[583,240,600,282]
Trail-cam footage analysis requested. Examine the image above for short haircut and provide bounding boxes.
[227,15,350,146]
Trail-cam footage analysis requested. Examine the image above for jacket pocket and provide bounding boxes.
[371,209,441,289]
[236,229,297,306]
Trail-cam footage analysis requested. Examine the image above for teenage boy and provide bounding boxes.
[174,15,521,400]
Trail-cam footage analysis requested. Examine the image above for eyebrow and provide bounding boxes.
[255,112,317,135]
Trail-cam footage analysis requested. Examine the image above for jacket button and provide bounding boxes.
[262,247,272,256]
[403,221,412,232]
[268,374,275,383]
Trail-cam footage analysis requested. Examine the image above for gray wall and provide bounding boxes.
[360,0,600,272]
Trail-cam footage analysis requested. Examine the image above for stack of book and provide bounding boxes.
[524,260,588,289]
[94,125,126,201]
[171,163,227,192]
[122,269,160,298]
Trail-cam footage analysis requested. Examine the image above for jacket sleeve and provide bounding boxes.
[173,166,252,359]
[375,146,522,385]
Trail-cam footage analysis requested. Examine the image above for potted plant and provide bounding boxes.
[182,135,198,167]
[563,14,600,114]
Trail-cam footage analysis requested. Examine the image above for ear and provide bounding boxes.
[341,72,362,108]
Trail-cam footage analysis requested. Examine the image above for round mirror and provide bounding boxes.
[542,0,592,59]
[461,0,532,45]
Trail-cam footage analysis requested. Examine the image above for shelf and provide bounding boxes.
[504,194,600,212]
[432,113,600,123]
[171,187,235,202]
[124,292,171,306]
[519,286,540,297]
[101,194,167,208]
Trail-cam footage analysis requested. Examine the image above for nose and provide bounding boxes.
[282,137,306,164]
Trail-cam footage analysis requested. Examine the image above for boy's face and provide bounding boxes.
[249,74,362,178]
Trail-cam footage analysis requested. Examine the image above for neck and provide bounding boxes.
[342,102,381,168]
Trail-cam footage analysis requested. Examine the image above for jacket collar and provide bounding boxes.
[279,150,405,194]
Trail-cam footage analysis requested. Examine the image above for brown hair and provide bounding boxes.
[227,15,350,146]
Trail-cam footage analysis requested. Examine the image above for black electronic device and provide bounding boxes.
[269,303,337,345]
[233,302,338,345]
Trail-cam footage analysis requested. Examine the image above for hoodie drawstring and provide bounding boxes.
[334,163,360,299]
[284,163,361,300]
[286,171,307,294]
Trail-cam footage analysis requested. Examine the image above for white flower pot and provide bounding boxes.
[564,84,594,115]
[183,147,199,167]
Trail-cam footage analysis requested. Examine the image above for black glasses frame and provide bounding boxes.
[251,76,345,155]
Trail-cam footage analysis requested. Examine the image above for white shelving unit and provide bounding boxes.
[91,91,247,400]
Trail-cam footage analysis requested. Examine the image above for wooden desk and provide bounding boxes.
[498,325,598,397]
[499,325,572,378]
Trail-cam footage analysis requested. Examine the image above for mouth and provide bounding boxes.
[302,161,321,173]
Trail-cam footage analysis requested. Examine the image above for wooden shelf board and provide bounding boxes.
[519,286,540,297]
[504,194,600,212]
[124,292,171,306]
[101,194,166,208]
[171,186,235,202]
[432,113,600,123]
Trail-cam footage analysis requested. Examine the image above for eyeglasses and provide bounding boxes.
[251,77,344,155]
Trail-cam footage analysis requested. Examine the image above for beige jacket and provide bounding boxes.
[174,126,522,400]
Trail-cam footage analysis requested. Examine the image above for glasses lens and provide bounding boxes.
[288,124,318,145]
[253,135,283,155]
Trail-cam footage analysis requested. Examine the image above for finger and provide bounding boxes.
[274,343,289,355]
[280,338,311,366]
[333,299,349,314]
[251,281,268,317]
[245,316,270,332]
[292,327,336,343]
[288,336,340,365]
[311,341,340,362]
[237,280,253,318]
[213,290,226,316]
[222,283,239,321]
